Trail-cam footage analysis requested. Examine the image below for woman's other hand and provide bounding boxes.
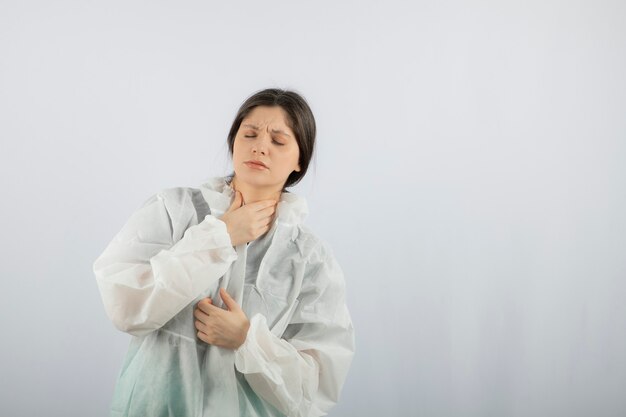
[219,190,277,246]
[194,288,250,350]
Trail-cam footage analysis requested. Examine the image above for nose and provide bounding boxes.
[251,132,269,155]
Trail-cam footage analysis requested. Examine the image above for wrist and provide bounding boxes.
[237,318,251,349]
[218,216,237,247]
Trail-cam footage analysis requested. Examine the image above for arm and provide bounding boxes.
[93,189,238,337]
[234,246,355,417]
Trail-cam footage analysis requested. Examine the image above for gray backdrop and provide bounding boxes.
[1,1,625,416]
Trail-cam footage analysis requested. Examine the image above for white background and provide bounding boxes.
[1,1,625,416]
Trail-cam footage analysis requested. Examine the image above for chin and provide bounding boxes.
[235,170,274,187]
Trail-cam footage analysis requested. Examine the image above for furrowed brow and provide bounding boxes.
[242,124,292,138]
[271,129,291,138]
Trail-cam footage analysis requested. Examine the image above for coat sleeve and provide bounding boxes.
[93,189,238,337]
[234,244,355,417]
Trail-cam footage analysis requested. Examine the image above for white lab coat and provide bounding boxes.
[93,175,355,417]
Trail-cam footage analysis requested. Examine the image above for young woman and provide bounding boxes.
[93,88,355,417]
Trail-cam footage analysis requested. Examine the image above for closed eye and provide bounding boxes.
[244,135,284,146]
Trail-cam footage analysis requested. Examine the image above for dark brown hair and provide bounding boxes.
[226,88,316,189]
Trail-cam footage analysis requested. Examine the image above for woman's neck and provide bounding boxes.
[230,176,283,205]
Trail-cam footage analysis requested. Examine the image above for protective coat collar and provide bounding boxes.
[199,176,309,226]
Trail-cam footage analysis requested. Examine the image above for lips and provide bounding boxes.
[245,160,268,168]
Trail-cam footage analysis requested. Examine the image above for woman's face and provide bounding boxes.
[232,105,301,190]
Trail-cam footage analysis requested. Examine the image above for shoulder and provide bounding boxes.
[292,224,334,262]
[149,186,196,206]
[294,225,346,287]
[291,227,348,322]
[136,186,204,233]
[295,224,334,261]
[141,186,208,216]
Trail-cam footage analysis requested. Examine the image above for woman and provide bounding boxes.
[93,88,355,417]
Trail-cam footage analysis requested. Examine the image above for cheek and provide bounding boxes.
[275,154,296,171]
[288,150,300,168]
[232,139,245,159]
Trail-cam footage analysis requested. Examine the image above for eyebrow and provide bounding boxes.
[242,123,292,138]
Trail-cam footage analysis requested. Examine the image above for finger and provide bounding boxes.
[257,204,277,218]
[253,207,277,227]
[220,287,240,312]
[194,307,210,323]
[196,297,213,310]
[256,220,273,232]
[194,319,207,333]
[253,216,275,233]
[249,199,277,211]
[197,330,210,344]
[250,222,271,239]
[196,297,212,306]
[197,299,220,314]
